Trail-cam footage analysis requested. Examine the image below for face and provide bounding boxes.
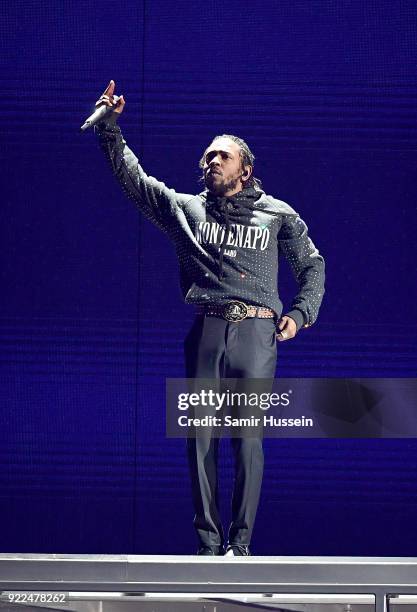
[202,137,250,196]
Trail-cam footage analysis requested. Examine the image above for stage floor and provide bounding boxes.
[0,554,416,612]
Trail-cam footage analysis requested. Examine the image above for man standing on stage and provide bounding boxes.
[92,80,325,556]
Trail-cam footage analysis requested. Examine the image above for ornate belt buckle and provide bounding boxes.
[223,301,248,322]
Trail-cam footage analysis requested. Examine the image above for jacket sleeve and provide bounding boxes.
[278,214,325,330]
[94,118,182,233]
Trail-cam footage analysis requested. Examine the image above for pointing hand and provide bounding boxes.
[95,80,125,115]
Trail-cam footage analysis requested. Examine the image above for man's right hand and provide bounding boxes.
[95,80,125,115]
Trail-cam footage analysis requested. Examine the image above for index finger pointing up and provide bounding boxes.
[102,80,115,97]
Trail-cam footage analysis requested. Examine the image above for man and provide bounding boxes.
[93,80,325,556]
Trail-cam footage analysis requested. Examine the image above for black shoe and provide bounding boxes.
[224,544,251,556]
[197,545,222,556]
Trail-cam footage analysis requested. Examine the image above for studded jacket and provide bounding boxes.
[94,120,325,331]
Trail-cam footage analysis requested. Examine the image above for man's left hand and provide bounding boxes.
[276,316,297,342]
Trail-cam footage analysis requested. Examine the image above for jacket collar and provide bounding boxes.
[200,187,294,216]
[200,186,264,205]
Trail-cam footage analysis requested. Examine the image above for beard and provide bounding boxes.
[204,172,241,196]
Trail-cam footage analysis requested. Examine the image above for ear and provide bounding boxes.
[242,165,252,180]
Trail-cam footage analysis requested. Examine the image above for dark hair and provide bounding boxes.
[199,134,262,189]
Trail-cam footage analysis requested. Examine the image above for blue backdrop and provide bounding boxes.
[1,0,417,555]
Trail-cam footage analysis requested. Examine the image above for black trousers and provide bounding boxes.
[184,314,277,548]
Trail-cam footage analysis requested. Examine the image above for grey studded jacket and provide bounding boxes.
[94,120,325,331]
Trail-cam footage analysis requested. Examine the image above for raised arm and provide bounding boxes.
[93,80,181,233]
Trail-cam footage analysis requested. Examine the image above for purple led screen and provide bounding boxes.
[1,0,417,555]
